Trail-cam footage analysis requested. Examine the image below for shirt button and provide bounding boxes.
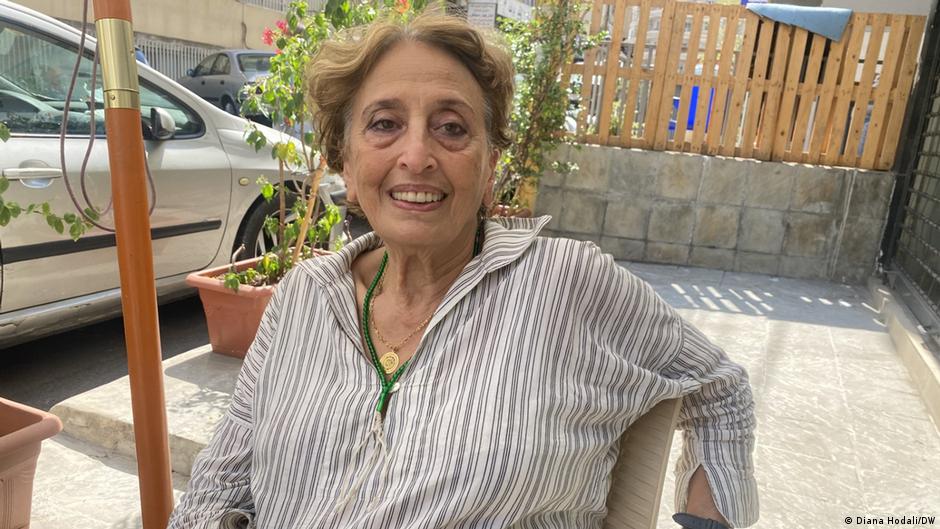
[391,382,401,393]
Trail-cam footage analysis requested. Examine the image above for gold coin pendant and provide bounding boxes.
[379,351,400,374]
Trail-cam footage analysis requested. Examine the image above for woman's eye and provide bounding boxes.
[369,119,398,132]
[439,122,467,136]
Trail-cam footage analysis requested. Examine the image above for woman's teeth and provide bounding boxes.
[392,191,444,203]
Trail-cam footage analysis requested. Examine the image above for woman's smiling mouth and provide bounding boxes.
[391,191,446,203]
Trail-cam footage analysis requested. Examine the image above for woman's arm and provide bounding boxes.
[573,242,758,528]
[685,466,730,525]
[167,279,286,528]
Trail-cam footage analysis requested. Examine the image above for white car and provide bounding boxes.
[0,0,344,347]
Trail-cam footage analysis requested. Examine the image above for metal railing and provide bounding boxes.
[136,37,220,82]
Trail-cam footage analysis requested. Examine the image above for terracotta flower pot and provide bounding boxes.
[0,397,63,529]
[185,257,276,358]
[186,251,329,358]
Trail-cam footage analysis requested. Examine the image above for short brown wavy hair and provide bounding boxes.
[305,12,515,174]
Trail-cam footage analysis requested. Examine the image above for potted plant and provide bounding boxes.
[185,0,425,357]
[490,0,598,216]
[0,397,63,529]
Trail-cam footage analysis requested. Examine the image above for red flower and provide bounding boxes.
[262,27,274,46]
[275,49,282,55]
[395,0,410,14]
[275,20,289,34]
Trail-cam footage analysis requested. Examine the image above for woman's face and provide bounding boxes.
[343,40,499,252]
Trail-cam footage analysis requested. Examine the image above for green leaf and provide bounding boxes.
[53,217,65,234]
[69,221,83,241]
[0,122,9,142]
[41,203,51,215]
[261,182,275,201]
[84,207,100,221]
[0,206,10,227]
[7,202,21,218]
[0,176,8,194]
[63,212,77,224]
[223,272,242,292]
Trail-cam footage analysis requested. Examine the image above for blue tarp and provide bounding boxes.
[746,4,853,41]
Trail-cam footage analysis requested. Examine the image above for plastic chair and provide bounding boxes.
[603,398,683,529]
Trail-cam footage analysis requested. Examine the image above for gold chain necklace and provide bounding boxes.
[368,274,436,374]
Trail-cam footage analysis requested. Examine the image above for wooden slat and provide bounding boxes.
[690,7,723,153]
[772,28,809,160]
[577,0,605,138]
[807,17,856,163]
[822,13,869,165]
[651,1,684,149]
[737,17,775,158]
[878,15,926,170]
[719,10,759,156]
[840,14,886,166]
[860,14,907,168]
[672,4,705,151]
[786,33,827,161]
[705,9,740,155]
[598,0,628,144]
[756,23,793,159]
[620,0,652,148]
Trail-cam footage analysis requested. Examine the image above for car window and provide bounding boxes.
[192,54,216,77]
[0,21,104,135]
[211,54,230,76]
[0,20,203,138]
[237,53,273,73]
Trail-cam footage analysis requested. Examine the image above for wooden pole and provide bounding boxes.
[91,1,174,527]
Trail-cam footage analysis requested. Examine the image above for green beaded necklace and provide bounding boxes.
[361,222,484,414]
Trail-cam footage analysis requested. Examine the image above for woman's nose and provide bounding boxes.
[397,129,437,173]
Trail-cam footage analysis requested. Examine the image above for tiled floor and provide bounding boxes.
[627,263,940,528]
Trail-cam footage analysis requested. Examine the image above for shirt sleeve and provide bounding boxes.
[166,276,286,529]
[573,241,758,528]
[664,321,759,528]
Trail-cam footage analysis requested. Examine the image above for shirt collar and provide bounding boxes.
[296,215,552,346]
[298,215,552,287]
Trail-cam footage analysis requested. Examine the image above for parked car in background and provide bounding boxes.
[0,0,344,348]
[177,49,274,116]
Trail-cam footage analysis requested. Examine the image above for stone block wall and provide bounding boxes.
[535,144,895,283]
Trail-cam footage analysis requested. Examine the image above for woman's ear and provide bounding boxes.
[483,149,500,208]
[342,164,357,203]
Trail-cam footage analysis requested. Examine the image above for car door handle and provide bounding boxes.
[2,167,63,180]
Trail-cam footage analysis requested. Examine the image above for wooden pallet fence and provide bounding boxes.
[566,0,926,170]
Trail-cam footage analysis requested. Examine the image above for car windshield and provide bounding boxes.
[237,53,273,73]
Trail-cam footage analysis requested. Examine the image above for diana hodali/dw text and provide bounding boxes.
[852,515,936,525]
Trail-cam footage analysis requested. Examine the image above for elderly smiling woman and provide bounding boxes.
[168,12,758,529]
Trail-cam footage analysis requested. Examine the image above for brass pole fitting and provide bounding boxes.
[94,18,140,109]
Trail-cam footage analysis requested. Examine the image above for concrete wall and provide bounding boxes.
[18,0,280,50]
[535,144,895,283]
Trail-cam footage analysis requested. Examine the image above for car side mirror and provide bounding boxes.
[147,107,176,141]
[187,68,195,77]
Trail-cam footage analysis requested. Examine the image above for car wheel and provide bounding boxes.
[222,98,238,115]
[234,196,299,259]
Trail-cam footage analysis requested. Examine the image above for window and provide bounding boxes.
[210,54,230,76]
[0,20,203,137]
[192,54,216,77]
[237,53,273,73]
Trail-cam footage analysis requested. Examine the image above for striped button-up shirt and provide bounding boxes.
[168,216,758,529]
